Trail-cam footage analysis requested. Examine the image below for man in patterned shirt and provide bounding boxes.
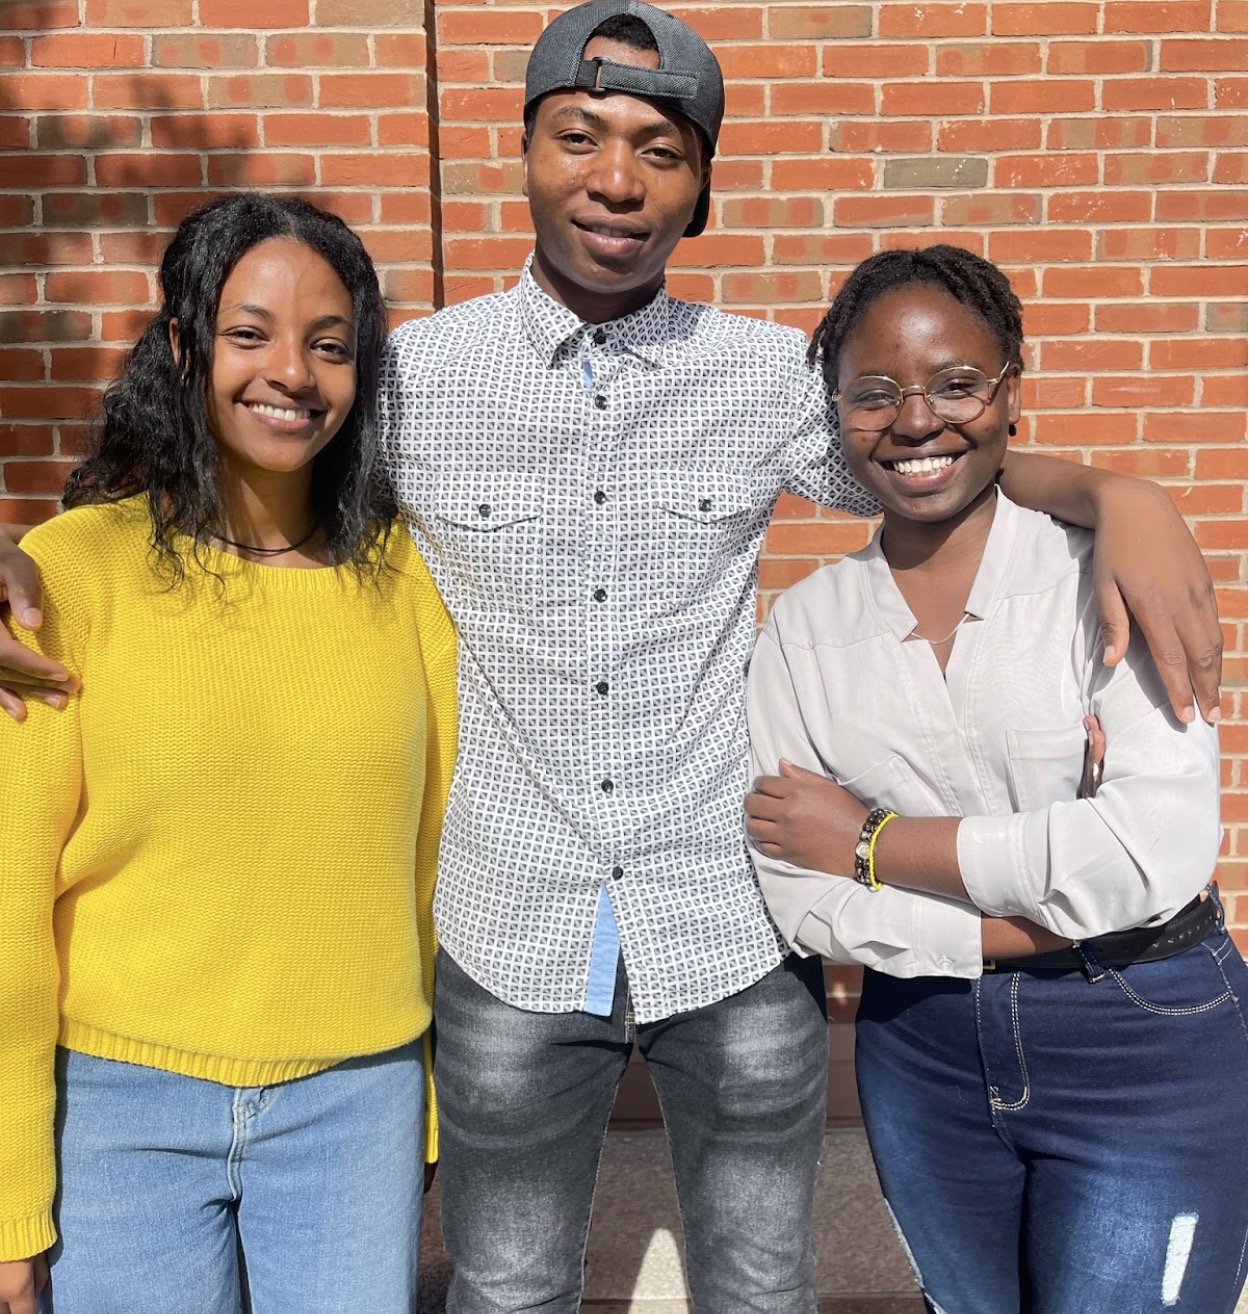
[0,1,1224,1310]
[371,3,1224,1310]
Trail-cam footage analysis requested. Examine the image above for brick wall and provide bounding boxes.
[2,0,1246,954]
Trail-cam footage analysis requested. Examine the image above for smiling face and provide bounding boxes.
[836,282,1020,528]
[522,36,710,323]
[204,237,357,488]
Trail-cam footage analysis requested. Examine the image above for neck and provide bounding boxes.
[530,248,663,325]
[879,484,998,575]
[216,464,320,560]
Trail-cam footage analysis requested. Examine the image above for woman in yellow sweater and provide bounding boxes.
[0,193,457,1314]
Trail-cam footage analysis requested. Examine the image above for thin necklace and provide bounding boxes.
[211,521,319,556]
[909,611,970,645]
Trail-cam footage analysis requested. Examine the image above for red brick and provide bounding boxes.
[93,73,204,109]
[941,194,1043,226]
[991,79,1096,113]
[49,346,128,380]
[1031,413,1139,444]
[41,191,150,227]
[375,33,428,65]
[1156,190,1248,223]
[993,2,1098,33]
[1202,376,1250,407]
[439,87,521,121]
[1145,412,1246,443]
[95,152,203,187]
[1046,39,1151,73]
[152,33,257,67]
[378,114,431,147]
[718,196,824,229]
[1095,303,1200,334]
[1047,116,1153,150]
[767,5,871,38]
[1043,265,1144,297]
[199,0,308,25]
[320,152,430,187]
[438,10,543,44]
[1048,191,1153,223]
[1160,38,1248,70]
[1156,114,1247,147]
[35,113,141,149]
[206,153,316,187]
[206,74,314,110]
[0,154,86,188]
[717,119,823,155]
[719,44,817,78]
[3,74,89,110]
[1097,227,1202,260]
[264,114,372,148]
[936,41,1042,76]
[768,82,874,116]
[771,233,874,266]
[1042,339,1145,371]
[1196,448,1249,480]
[833,120,933,153]
[1152,339,1248,370]
[672,233,767,267]
[824,43,930,79]
[937,118,1041,152]
[99,231,173,264]
[1217,0,1249,31]
[380,192,432,225]
[1104,151,1210,185]
[265,32,369,66]
[0,1,79,27]
[1206,229,1249,259]
[85,0,192,22]
[0,388,97,420]
[1022,303,1090,336]
[1103,77,1210,111]
[0,275,38,306]
[437,48,490,81]
[1213,151,1249,184]
[31,32,145,67]
[990,230,1093,263]
[0,350,45,383]
[45,269,150,304]
[1151,264,1248,297]
[835,195,937,229]
[1091,448,1192,478]
[151,114,261,149]
[995,153,1098,188]
[881,81,986,117]
[1091,376,1197,408]
[1106,2,1212,32]
[443,236,534,271]
[769,159,874,191]
[879,3,987,37]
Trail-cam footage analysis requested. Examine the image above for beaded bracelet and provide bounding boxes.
[853,808,899,891]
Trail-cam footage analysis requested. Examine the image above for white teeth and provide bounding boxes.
[249,403,313,420]
[585,224,641,238]
[891,455,956,475]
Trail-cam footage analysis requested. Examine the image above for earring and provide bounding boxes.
[1008,422,1017,437]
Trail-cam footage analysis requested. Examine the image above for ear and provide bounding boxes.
[1006,365,1022,425]
[520,133,530,197]
[167,317,181,363]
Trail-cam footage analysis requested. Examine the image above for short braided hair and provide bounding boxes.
[809,245,1024,398]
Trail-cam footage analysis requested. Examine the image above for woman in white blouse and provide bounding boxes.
[744,245,1246,1314]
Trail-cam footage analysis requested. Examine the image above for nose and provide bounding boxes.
[267,334,316,391]
[585,139,645,206]
[891,388,944,443]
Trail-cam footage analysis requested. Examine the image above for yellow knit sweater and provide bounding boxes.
[0,498,458,1262]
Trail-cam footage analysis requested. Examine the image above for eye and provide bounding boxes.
[930,371,987,399]
[313,337,354,360]
[219,325,266,346]
[843,382,898,409]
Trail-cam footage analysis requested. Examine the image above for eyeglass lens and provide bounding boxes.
[839,366,1002,431]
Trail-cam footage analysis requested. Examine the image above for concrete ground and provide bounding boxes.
[418,1127,1248,1313]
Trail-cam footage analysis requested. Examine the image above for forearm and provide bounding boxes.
[872,815,965,900]
[980,914,1069,958]
[0,525,36,543]
[998,450,1122,529]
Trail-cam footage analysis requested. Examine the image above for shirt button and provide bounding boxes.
[594,395,608,410]
[698,497,713,512]
[593,490,607,505]
[477,503,490,518]
[595,680,609,696]
[593,587,607,602]
[600,778,614,793]
[593,328,607,346]
[610,865,624,879]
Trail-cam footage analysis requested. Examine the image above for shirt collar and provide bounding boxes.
[516,253,674,368]
[861,490,1022,643]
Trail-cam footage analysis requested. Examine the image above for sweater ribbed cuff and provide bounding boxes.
[0,1208,55,1264]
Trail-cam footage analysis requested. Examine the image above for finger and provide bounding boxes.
[0,667,79,692]
[32,1256,48,1296]
[1093,577,1132,670]
[1130,612,1197,724]
[1171,601,1224,724]
[744,794,786,823]
[0,552,44,631]
[0,645,74,685]
[744,816,780,844]
[0,688,28,722]
[749,774,792,799]
[778,758,820,778]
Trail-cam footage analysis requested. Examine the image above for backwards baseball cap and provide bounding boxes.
[524,0,724,238]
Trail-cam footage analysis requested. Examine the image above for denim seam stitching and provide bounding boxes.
[1107,966,1232,1018]
[989,974,1031,1112]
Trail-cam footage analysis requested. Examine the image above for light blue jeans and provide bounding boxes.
[43,1041,425,1314]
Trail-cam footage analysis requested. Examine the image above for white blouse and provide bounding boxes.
[747,493,1221,979]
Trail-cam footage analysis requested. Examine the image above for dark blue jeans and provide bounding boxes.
[855,920,1248,1314]
[433,948,829,1313]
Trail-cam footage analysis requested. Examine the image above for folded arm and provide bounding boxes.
[0,524,77,718]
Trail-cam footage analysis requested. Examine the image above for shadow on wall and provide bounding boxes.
[0,5,254,515]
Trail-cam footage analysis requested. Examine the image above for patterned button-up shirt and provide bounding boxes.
[380,258,876,1022]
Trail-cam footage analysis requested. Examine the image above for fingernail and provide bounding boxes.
[1102,645,1114,664]
[1208,706,1222,723]
[34,690,66,709]
[1178,706,1195,724]
[19,606,42,627]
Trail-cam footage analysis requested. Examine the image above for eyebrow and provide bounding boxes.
[218,304,355,332]
[547,104,684,141]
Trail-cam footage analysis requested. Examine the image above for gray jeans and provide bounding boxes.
[433,947,829,1314]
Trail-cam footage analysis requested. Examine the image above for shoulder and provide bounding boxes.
[383,290,519,377]
[22,498,151,584]
[380,523,456,653]
[996,496,1093,598]
[763,551,877,649]
[672,298,809,364]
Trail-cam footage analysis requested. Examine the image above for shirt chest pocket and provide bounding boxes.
[428,473,549,607]
[1005,725,1087,812]
[640,470,758,606]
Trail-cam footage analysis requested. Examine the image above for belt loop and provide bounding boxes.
[1074,941,1107,984]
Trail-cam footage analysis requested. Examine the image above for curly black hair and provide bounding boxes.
[64,191,395,580]
[809,244,1024,398]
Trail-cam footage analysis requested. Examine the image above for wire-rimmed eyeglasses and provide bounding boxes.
[833,362,1017,432]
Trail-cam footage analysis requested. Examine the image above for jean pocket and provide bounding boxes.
[1107,935,1242,1019]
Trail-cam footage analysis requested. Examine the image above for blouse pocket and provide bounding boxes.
[834,753,944,818]
[1005,725,1086,813]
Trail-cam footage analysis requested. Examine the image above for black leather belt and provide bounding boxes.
[983,894,1218,974]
